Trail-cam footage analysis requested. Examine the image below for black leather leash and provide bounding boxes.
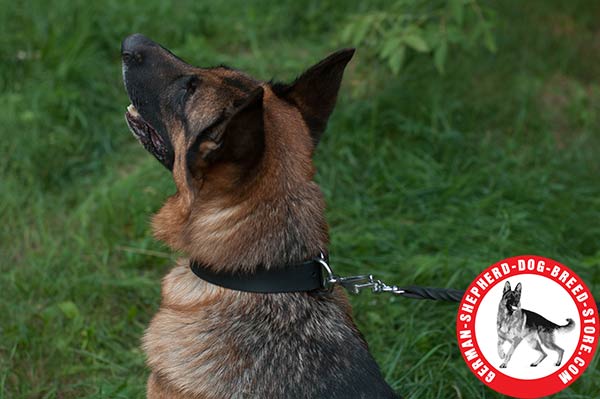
[189,254,600,309]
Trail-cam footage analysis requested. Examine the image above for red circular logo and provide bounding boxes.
[456,255,598,398]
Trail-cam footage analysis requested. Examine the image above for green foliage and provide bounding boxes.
[341,0,496,74]
[2,0,600,398]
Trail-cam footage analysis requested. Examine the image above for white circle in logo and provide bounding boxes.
[475,274,580,380]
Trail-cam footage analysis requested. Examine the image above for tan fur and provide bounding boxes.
[148,373,205,399]
[145,262,353,398]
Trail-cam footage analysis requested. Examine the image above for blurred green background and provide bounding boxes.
[1,0,599,398]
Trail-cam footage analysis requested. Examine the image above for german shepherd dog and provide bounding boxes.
[497,281,575,368]
[121,34,398,399]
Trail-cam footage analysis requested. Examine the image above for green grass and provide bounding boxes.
[2,0,600,398]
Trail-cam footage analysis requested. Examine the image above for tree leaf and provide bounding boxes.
[340,23,355,43]
[449,0,464,25]
[388,45,406,74]
[346,16,373,45]
[403,34,429,53]
[434,41,448,74]
[483,25,497,52]
[381,37,402,59]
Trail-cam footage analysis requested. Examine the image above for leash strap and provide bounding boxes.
[395,286,466,302]
[189,257,324,293]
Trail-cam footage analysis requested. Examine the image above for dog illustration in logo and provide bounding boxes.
[497,281,576,368]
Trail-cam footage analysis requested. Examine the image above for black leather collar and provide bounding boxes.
[189,256,326,293]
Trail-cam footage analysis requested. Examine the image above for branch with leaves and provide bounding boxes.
[340,0,496,74]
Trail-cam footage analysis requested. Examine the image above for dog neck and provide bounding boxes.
[202,184,327,273]
[152,169,329,274]
[153,183,328,272]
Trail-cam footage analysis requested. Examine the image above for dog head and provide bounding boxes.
[502,281,522,313]
[121,34,354,268]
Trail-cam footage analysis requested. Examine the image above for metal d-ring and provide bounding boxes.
[316,253,338,291]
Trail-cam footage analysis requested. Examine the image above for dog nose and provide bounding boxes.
[121,33,156,65]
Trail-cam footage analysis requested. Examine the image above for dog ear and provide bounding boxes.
[514,282,522,296]
[186,87,264,172]
[272,49,355,147]
[503,281,511,294]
